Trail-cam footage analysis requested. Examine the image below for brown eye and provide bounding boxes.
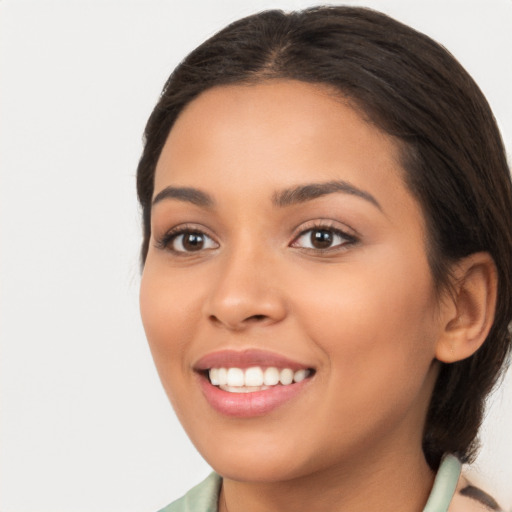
[310,229,333,249]
[291,226,355,252]
[170,231,218,253]
[182,232,205,251]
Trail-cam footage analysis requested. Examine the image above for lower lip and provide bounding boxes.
[197,373,312,418]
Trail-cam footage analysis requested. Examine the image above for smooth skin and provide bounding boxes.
[140,80,497,512]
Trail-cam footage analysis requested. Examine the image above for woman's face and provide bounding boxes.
[140,80,445,481]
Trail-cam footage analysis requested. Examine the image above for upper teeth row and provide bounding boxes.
[209,367,309,387]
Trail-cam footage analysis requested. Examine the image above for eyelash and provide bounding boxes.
[155,224,219,255]
[290,222,358,253]
[155,222,358,255]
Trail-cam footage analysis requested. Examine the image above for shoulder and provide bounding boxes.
[449,474,502,512]
[157,472,222,512]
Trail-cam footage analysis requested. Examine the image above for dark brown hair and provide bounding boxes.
[136,6,512,469]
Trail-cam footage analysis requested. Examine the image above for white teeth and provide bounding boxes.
[208,366,312,389]
[244,367,264,387]
[226,368,244,387]
[263,367,280,386]
[293,369,308,382]
[279,368,294,385]
[220,385,269,394]
[210,368,219,385]
[217,368,227,386]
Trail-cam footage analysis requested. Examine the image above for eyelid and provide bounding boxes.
[289,220,359,251]
[290,219,359,240]
[154,223,219,254]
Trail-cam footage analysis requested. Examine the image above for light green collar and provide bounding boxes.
[161,454,462,512]
[423,454,462,512]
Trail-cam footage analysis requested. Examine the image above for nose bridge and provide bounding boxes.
[204,232,286,329]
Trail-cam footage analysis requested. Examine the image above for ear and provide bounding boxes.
[435,252,498,363]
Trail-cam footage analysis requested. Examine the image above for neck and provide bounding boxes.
[219,446,435,512]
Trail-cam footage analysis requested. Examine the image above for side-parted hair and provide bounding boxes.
[136,6,512,469]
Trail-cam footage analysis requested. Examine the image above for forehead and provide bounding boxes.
[153,80,415,217]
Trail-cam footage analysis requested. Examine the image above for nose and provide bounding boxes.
[203,245,287,331]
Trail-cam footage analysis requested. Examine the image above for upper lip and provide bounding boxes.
[193,349,313,372]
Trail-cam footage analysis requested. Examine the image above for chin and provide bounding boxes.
[191,429,314,483]
[208,453,309,483]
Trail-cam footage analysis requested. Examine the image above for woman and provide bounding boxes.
[136,6,511,511]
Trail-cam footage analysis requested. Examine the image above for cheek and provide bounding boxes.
[294,250,439,402]
[139,263,208,426]
[139,259,201,380]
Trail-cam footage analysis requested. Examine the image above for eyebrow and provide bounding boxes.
[151,180,381,211]
[152,186,214,208]
[273,180,382,210]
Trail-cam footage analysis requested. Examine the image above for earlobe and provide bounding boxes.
[435,252,497,364]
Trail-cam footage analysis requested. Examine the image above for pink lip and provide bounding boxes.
[197,373,312,418]
[193,348,311,371]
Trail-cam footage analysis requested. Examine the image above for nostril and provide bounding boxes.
[208,313,269,330]
[208,313,266,320]
[209,315,221,325]
[247,314,267,322]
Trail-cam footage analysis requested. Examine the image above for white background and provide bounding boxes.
[1,1,511,511]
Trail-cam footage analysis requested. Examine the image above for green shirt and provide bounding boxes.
[158,454,461,512]
[158,472,221,512]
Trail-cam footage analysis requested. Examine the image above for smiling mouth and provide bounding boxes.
[194,349,316,410]
[205,366,315,393]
